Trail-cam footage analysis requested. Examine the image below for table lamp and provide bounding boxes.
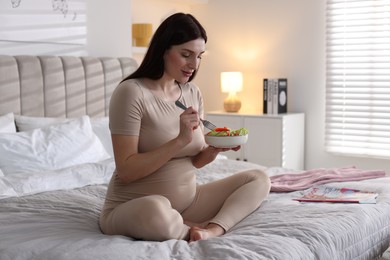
[221,72,243,112]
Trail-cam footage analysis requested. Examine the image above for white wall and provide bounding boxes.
[191,0,390,174]
[130,0,191,64]
[131,0,191,27]
[87,0,132,57]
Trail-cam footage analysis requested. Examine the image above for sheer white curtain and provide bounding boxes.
[325,0,390,159]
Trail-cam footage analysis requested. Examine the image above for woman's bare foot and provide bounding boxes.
[188,223,225,242]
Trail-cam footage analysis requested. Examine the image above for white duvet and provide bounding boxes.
[0,158,389,260]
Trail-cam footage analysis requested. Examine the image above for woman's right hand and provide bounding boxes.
[177,106,200,145]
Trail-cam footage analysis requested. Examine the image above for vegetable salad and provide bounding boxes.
[206,127,249,137]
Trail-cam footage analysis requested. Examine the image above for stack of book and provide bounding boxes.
[263,78,287,114]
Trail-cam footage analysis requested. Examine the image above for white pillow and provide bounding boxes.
[90,117,113,157]
[2,159,115,198]
[15,115,113,157]
[15,115,65,131]
[0,177,18,199]
[0,113,16,133]
[0,116,110,175]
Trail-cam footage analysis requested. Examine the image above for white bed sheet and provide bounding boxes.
[0,158,389,260]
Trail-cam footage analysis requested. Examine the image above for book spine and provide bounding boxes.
[263,79,268,114]
[267,79,273,114]
[277,78,288,114]
[273,79,279,114]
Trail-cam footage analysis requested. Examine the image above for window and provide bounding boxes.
[325,0,390,159]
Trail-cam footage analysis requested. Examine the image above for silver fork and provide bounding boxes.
[175,100,217,130]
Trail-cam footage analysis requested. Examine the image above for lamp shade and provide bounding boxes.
[221,72,243,93]
[132,23,153,47]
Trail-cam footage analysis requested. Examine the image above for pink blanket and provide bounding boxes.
[270,166,386,192]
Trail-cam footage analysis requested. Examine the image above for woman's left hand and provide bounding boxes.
[209,145,241,153]
[191,145,241,168]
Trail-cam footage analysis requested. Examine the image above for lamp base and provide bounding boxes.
[224,95,241,112]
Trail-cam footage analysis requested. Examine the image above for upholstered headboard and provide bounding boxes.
[0,55,138,118]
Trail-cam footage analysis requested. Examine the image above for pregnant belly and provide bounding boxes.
[127,158,197,212]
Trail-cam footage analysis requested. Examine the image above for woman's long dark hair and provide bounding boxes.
[122,13,207,83]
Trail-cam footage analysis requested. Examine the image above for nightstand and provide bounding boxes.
[206,111,305,169]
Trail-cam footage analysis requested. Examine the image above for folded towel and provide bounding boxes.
[270,166,386,192]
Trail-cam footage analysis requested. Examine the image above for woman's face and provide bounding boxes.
[163,38,206,83]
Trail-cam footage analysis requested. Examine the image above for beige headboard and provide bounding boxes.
[0,55,138,118]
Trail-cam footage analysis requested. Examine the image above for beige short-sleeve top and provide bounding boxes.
[103,79,206,213]
[109,79,205,157]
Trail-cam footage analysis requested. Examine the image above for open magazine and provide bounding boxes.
[294,186,379,204]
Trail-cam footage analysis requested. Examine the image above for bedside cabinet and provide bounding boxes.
[206,111,305,169]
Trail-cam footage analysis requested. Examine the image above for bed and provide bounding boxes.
[0,55,389,260]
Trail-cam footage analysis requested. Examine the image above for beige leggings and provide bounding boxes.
[102,169,270,241]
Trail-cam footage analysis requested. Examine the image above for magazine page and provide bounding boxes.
[294,186,378,204]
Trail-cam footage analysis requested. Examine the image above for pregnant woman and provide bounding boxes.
[99,12,271,242]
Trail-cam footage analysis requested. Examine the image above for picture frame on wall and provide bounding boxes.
[0,0,87,55]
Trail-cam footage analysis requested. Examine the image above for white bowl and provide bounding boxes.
[205,134,248,148]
